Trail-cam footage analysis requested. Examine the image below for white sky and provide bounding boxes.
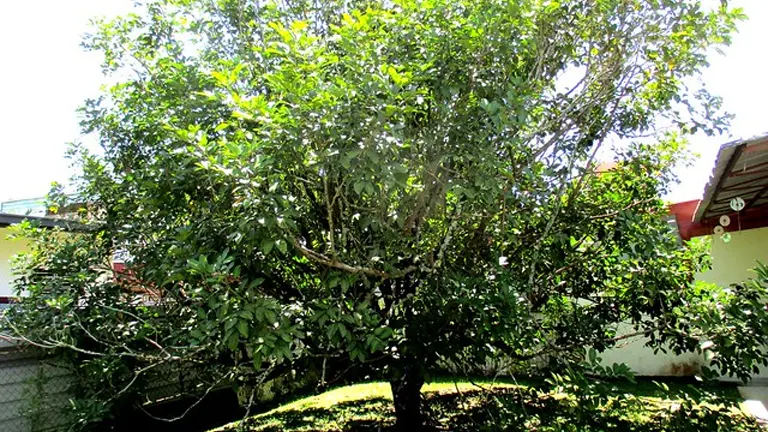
[0,0,133,203]
[0,0,766,203]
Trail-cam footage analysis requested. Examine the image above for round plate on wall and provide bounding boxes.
[730,197,745,212]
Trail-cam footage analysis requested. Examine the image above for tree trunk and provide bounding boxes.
[390,364,425,430]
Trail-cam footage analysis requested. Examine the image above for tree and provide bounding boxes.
[4,0,762,430]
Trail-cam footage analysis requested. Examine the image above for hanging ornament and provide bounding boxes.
[719,215,731,227]
[713,225,724,235]
[730,197,745,212]
[721,232,732,243]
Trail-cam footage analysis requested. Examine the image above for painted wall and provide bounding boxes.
[601,226,768,377]
[700,226,768,380]
[698,226,768,287]
[599,322,705,376]
[0,228,29,298]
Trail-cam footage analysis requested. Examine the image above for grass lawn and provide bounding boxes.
[212,378,761,431]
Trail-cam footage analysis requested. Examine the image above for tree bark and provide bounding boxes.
[390,364,425,430]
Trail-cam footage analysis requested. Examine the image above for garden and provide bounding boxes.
[2,0,767,431]
[213,378,761,431]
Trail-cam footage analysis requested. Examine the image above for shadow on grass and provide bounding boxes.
[429,384,758,432]
[238,383,760,432]
[240,397,394,431]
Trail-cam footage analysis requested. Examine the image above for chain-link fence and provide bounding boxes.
[0,294,249,432]
[0,340,240,432]
[0,343,72,432]
[138,362,214,409]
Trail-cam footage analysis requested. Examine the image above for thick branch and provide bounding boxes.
[290,238,416,279]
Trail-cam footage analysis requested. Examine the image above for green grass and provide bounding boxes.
[212,378,761,431]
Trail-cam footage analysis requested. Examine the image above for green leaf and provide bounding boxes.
[261,239,275,255]
[354,180,365,195]
[275,239,288,254]
[227,332,239,351]
[214,122,229,132]
[211,70,229,85]
[386,66,408,85]
[291,20,309,32]
[265,309,277,324]
[237,320,249,337]
[394,172,408,185]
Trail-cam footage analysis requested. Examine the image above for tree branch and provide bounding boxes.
[289,238,416,279]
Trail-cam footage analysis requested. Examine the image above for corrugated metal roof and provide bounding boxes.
[694,133,768,222]
[0,197,46,217]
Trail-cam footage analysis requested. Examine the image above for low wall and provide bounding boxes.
[598,325,704,377]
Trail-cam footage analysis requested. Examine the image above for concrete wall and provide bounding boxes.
[602,226,768,377]
[0,228,28,298]
[701,226,768,380]
[698,226,768,286]
[599,322,705,377]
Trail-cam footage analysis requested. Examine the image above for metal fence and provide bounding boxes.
[0,343,72,432]
[0,340,232,432]
[0,299,240,432]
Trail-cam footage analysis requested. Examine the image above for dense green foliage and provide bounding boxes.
[4,0,766,429]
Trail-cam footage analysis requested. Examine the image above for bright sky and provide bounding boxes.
[0,0,766,204]
[0,0,133,203]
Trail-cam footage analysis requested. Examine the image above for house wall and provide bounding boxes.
[698,226,768,286]
[599,322,705,376]
[601,226,768,377]
[0,228,28,298]
[701,226,768,380]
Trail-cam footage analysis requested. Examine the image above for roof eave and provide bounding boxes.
[0,213,84,231]
[693,139,746,223]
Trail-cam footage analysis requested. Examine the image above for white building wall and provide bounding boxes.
[599,322,706,376]
[698,227,768,286]
[602,226,768,377]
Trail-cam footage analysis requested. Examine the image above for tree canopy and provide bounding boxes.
[6,0,767,429]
